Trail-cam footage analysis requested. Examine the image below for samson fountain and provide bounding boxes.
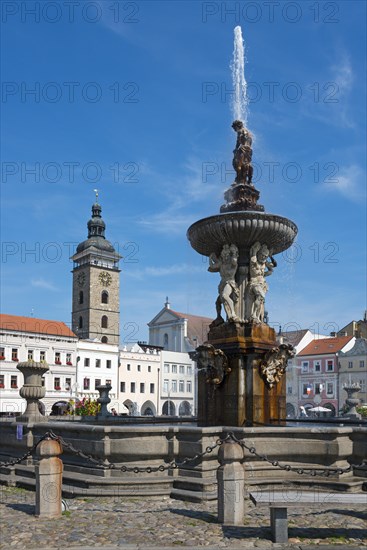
[187,27,297,427]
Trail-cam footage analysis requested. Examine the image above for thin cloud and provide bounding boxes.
[125,263,204,280]
[31,278,58,291]
[321,164,366,202]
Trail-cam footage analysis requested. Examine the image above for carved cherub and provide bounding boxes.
[208,244,240,323]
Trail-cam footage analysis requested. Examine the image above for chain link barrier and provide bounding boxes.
[1,429,366,479]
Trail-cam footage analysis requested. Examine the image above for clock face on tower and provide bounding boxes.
[77,272,86,287]
[99,271,112,287]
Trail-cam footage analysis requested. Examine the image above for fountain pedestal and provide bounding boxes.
[197,323,288,426]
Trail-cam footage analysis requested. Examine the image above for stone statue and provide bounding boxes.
[208,244,240,323]
[232,120,253,185]
[195,344,231,386]
[259,344,295,388]
[247,241,277,323]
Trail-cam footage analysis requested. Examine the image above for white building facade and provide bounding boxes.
[0,314,78,415]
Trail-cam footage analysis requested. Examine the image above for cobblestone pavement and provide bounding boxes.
[0,486,366,549]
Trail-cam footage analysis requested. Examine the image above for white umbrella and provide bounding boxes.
[308,406,332,412]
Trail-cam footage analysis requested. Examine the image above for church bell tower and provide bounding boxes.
[71,193,121,345]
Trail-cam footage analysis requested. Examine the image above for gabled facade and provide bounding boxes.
[148,299,212,352]
[297,336,355,416]
[338,338,367,408]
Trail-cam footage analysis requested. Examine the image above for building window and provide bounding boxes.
[326,382,333,395]
[120,382,125,392]
[287,386,292,395]
[79,316,83,329]
[101,315,108,329]
[83,378,90,390]
[95,359,101,368]
[148,365,151,372]
[179,380,184,392]
[179,365,185,374]
[84,358,90,367]
[101,291,108,304]
[40,350,46,362]
[348,361,353,369]
[163,380,169,393]
[11,375,18,389]
[164,363,169,373]
[54,352,61,364]
[0,374,4,388]
[315,383,323,395]
[171,364,177,374]
[127,364,131,371]
[106,359,111,369]
[314,362,321,372]
[327,360,334,372]
[106,379,111,386]
[163,333,168,348]
[150,383,154,393]
[171,380,177,392]
[28,349,34,361]
[79,290,84,304]
[186,381,192,392]
[12,348,18,361]
[65,378,71,391]
[301,361,309,373]
[360,360,365,368]
[360,379,366,392]
[140,383,145,393]
[187,366,192,375]
[54,377,61,390]
[66,353,72,365]
[303,383,311,396]
[137,365,141,372]
[101,336,108,343]
[0,347,5,360]
[95,379,101,389]
[131,382,135,393]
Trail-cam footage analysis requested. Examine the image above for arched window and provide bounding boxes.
[79,316,83,329]
[163,333,169,348]
[101,291,108,304]
[101,315,108,328]
[101,336,108,344]
[79,291,84,304]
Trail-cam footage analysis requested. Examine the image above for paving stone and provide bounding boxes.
[0,486,366,549]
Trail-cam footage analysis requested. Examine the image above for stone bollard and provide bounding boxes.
[217,438,245,525]
[35,438,63,518]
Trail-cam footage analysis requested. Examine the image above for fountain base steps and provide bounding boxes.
[1,464,366,500]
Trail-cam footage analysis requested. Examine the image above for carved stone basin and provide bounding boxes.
[187,211,297,257]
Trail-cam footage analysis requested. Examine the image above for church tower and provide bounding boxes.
[71,195,121,345]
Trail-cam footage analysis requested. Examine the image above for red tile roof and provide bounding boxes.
[170,310,212,346]
[0,314,76,338]
[298,336,354,356]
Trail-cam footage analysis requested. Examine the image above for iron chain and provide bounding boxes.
[0,432,53,468]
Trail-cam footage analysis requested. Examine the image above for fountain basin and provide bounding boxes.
[187,211,298,257]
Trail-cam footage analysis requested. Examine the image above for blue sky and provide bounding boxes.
[1,0,366,343]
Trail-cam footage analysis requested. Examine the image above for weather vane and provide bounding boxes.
[94,188,99,201]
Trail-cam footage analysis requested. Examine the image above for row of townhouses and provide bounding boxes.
[1,198,366,419]
[282,315,367,417]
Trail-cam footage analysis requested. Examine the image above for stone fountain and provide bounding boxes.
[16,360,49,422]
[187,120,297,426]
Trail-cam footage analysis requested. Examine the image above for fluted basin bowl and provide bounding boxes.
[187,211,297,257]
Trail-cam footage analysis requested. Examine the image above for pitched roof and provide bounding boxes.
[0,313,77,338]
[170,310,212,346]
[298,336,354,356]
[279,329,309,347]
[339,338,367,357]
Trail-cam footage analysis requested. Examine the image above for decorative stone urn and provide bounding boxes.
[343,382,362,420]
[96,384,112,419]
[17,360,49,422]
